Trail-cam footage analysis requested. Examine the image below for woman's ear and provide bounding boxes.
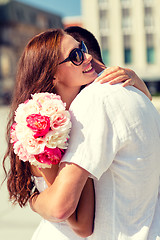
[52,77,58,88]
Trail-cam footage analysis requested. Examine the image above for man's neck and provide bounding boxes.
[92,59,106,74]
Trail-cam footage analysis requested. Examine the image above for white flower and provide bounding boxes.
[50,110,71,131]
[25,136,46,155]
[45,130,69,149]
[40,99,65,117]
[15,123,32,142]
[32,92,62,105]
[15,100,39,124]
[16,124,46,155]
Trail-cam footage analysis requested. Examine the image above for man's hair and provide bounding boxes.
[65,26,104,64]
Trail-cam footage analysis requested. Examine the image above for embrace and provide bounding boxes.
[3,26,160,240]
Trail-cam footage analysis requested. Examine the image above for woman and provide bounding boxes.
[3,28,151,240]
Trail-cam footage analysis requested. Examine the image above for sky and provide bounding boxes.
[16,0,81,17]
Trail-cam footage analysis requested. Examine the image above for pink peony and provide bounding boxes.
[26,114,50,138]
[35,146,64,165]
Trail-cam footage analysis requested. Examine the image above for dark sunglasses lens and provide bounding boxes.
[70,49,83,65]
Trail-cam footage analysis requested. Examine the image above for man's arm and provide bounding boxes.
[67,178,95,237]
[30,162,89,222]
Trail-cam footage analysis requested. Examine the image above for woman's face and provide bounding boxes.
[55,34,98,91]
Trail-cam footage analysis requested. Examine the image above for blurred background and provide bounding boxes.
[0,0,160,239]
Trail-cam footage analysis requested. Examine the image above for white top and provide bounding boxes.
[31,176,87,240]
[62,82,160,240]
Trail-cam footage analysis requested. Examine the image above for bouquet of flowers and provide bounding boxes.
[10,92,72,168]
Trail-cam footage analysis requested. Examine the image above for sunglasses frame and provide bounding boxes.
[59,41,88,66]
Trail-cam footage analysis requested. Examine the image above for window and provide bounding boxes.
[144,7,154,27]
[123,35,132,64]
[124,48,132,64]
[30,12,36,23]
[101,36,109,49]
[16,8,25,21]
[102,49,110,65]
[121,0,131,2]
[143,0,153,6]
[122,8,131,29]
[99,9,109,30]
[124,35,131,48]
[121,0,131,6]
[147,47,155,64]
[146,33,154,47]
[98,0,108,3]
[146,34,155,63]
[101,36,109,65]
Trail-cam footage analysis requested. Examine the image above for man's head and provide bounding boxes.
[64,26,104,65]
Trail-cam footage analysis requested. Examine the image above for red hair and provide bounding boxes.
[3,28,65,207]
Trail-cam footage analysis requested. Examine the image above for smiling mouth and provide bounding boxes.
[83,66,93,73]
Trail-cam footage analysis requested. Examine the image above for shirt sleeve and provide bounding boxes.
[61,85,120,180]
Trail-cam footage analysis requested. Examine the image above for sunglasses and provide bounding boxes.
[59,41,88,66]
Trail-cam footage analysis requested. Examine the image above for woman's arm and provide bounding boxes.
[30,164,95,237]
[95,66,152,100]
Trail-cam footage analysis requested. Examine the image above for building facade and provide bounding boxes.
[0,0,63,105]
[82,0,160,93]
[63,16,82,29]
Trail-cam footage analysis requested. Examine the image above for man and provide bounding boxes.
[65,26,151,100]
[31,27,159,239]
[61,80,160,239]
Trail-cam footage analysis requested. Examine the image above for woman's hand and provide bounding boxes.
[94,66,152,100]
[95,66,135,85]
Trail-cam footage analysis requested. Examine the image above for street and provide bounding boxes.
[0,106,41,240]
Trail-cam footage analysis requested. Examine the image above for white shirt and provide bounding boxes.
[62,82,160,240]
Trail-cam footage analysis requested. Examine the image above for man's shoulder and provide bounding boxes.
[71,83,105,107]
[75,83,127,103]
[76,82,113,100]
[70,82,152,114]
[69,83,105,114]
[69,83,124,115]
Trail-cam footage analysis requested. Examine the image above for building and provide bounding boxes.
[0,0,63,105]
[82,0,160,93]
